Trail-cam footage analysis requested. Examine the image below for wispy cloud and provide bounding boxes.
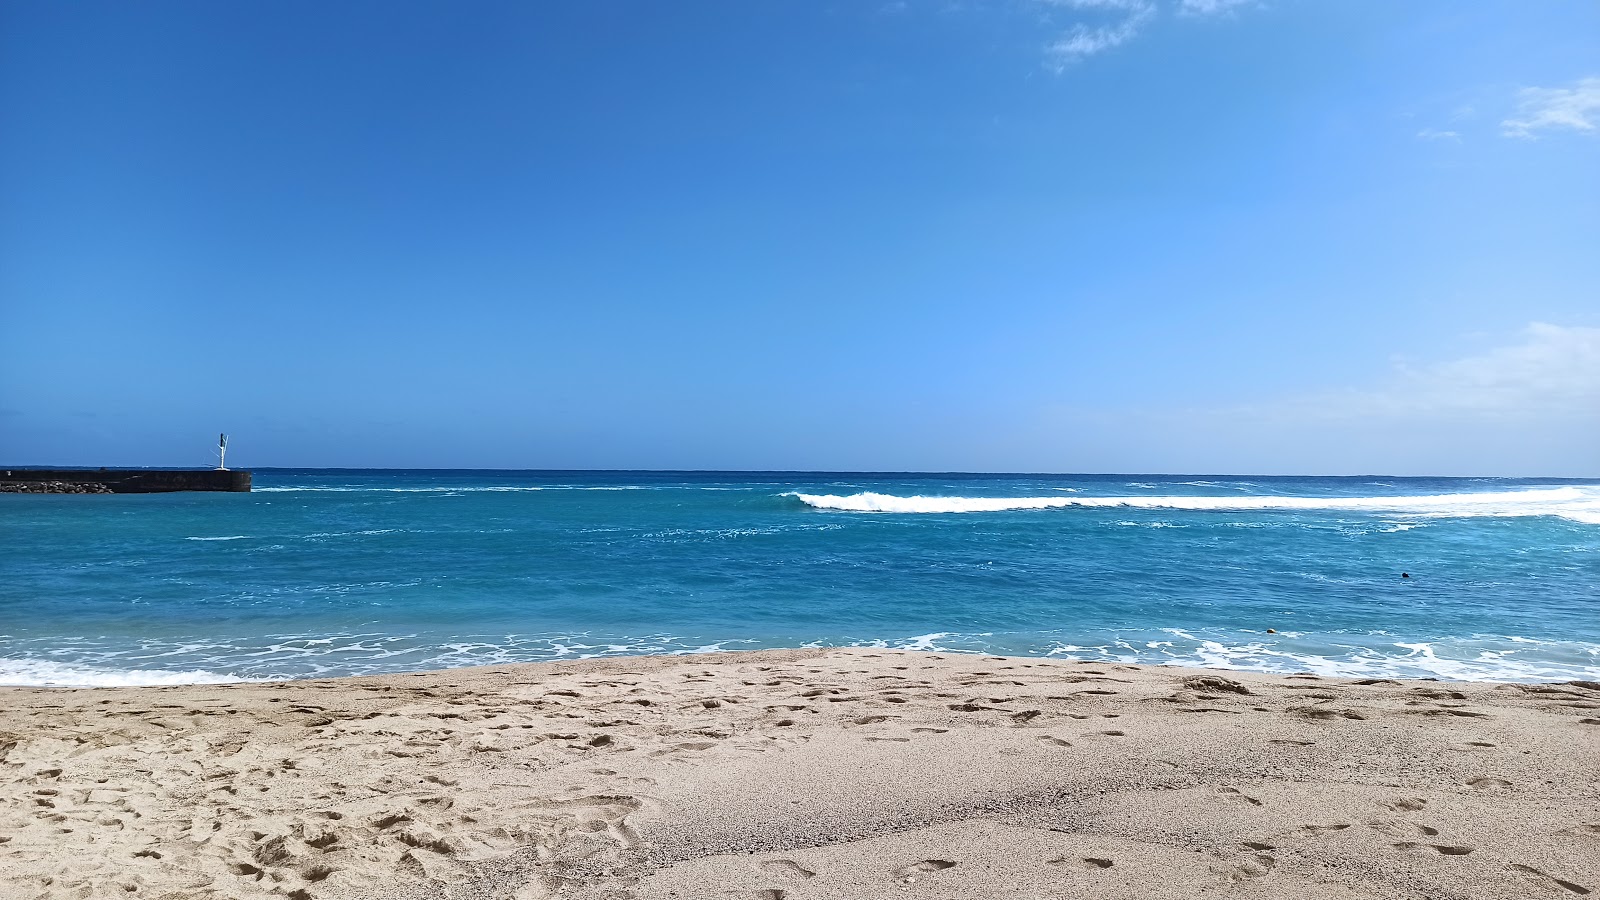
[1176,0,1253,16]
[1039,0,1258,70]
[1045,1,1155,67]
[1416,128,1460,142]
[1501,76,1600,138]
[1275,323,1600,423]
[1032,323,1599,474]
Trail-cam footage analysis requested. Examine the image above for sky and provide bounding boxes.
[1,1,1596,475]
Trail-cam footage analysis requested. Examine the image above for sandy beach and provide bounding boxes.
[2,648,1597,899]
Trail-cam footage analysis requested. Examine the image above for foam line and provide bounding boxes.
[784,487,1600,523]
[0,658,260,688]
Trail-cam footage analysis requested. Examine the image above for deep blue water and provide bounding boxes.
[2,470,1597,685]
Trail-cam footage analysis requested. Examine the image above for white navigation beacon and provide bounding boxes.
[216,433,229,471]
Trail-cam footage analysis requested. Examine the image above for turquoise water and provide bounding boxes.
[2,470,1598,685]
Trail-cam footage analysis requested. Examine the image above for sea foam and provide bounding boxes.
[0,658,260,688]
[786,486,1600,524]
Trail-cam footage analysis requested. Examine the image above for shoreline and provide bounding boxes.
[2,648,1597,898]
[9,633,1600,689]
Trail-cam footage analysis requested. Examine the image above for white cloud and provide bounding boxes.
[1044,0,1155,67]
[1177,0,1253,15]
[1037,0,1152,8]
[1038,0,1259,69]
[1501,76,1600,138]
[1024,323,1599,474]
[1284,323,1600,422]
[1416,129,1460,142]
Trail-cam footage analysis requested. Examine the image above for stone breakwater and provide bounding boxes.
[0,480,113,493]
[0,468,251,492]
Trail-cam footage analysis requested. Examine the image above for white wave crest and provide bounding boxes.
[0,658,260,688]
[1117,630,1600,682]
[785,486,1600,523]
[185,535,249,541]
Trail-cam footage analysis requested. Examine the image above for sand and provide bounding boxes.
[1,649,1597,900]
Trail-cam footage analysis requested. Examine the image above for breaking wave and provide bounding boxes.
[785,486,1600,524]
[0,658,265,688]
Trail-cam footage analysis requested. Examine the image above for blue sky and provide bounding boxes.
[2,1,1596,474]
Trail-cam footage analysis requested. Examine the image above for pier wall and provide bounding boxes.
[0,469,252,493]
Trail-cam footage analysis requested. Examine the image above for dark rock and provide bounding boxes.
[0,480,113,494]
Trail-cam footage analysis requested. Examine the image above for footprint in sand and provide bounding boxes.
[1224,853,1277,882]
[894,859,958,884]
[1048,856,1113,870]
[758,859,816,880]
[1182,675,1254,695]
[1393,842,1472,855]
[1295,823,1352,836]
[1383,798,1427,812]
[1511,864,1592,895]
[1036,736,1072,747]
[1218,787,1263,807]
[1373,821,1440,838]
[1291,706,1367,721]
[1466,776,1512,790]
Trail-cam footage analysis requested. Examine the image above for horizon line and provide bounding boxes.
[4,465,1597,480]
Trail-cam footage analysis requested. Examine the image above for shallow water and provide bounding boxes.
[2,470,1597,685]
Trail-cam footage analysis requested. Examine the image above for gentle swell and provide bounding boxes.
[785,487,1600,523]
[254,486,546,493]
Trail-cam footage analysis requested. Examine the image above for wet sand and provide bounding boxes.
[1,648,1597,899]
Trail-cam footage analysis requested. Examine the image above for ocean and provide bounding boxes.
[2,470,1597,686]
